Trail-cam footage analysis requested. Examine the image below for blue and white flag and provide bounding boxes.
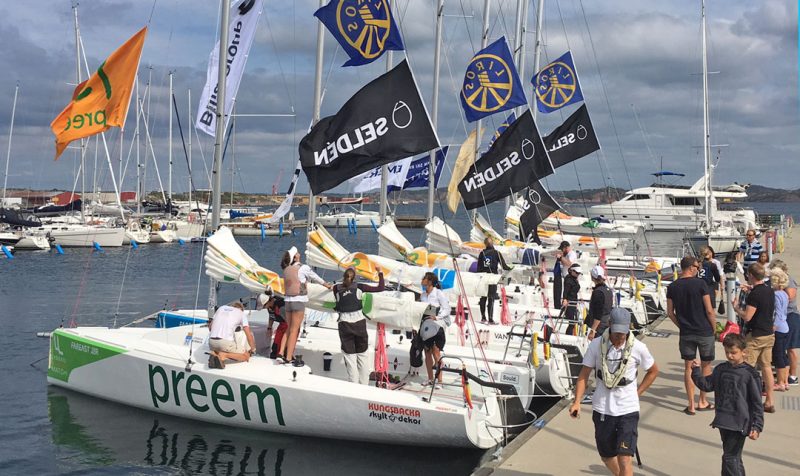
[267,159,301,224]
[349,157,413,193]
[314,0,405,67]
[532,51,584,113]
[460,37,527,123]
[488,112,516,148]
[389,147,447,192]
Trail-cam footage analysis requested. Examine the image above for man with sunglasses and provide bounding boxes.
[667,256,717,415]
[738,229,763,273]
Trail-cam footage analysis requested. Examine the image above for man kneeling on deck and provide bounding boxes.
[208,302,256,369]
[569,308,659,476]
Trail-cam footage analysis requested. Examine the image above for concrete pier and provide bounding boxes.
[481,227,800,476]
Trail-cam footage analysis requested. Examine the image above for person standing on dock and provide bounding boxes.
[476,237,512,324]
[667,256,717,415]
[768,259,800,386]
[569,308,659,476]
[562,263,582,327]
[733,262,776,413]
[738,229,763,272]
[587,265,613,339]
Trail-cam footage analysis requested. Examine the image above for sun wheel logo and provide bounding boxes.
[462,54,515,113]
[535,61,578,109]
[336,0,393,60]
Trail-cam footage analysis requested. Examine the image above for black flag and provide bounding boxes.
[299,60,439,194]
[543,104,600,169]
[457,109,553,210]
[518,181,561,244]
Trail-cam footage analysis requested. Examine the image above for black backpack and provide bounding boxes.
[409,331,424,368]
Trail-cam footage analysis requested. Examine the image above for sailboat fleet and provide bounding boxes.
[39,0,756,450]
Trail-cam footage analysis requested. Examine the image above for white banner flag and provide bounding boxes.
[195,0,263,137]
[349,157,413,193]
[267,159,301,224]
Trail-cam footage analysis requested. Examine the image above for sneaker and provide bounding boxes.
[291,358,305,367]
[488,320,497,325]
[789,376,799,386]
[209,354,225,369]
[480,318,487,324]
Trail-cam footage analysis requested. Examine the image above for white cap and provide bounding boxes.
[568,263,582,274]
[287,246,298,262]
[590,265,606,280]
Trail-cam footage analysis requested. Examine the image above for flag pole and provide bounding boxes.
[472,0,491,222]
[379,49,394,224]
[208,0,231,317]
[428,0,445,222]
[308,0,327,229]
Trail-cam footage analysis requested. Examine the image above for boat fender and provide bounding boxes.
[531,332,539,367]
[178,238,186,245]
[370,218,378,233]
[131,239,139,249]
[55,244,64,254]
[1,245,12,259]
[544,342,551,360]
[93,242,104,252]
[278,222,284,237]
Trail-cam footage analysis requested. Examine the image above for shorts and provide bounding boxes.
[679,334,716,362]
[209,331,248,354]
[773,332,790,369]
[787,312,800,349]
[284,301,305,313]
[338,318,369,354]
[744,334,775,368]
[423,327,446,351]
[593,411,639,458]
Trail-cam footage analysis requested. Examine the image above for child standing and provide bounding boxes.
[692,334,764,476]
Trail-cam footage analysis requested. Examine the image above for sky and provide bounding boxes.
[0,0,797,198]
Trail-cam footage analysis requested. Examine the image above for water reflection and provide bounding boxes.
[47,388,484,475]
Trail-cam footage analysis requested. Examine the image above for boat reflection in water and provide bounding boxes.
[47,388,484,475]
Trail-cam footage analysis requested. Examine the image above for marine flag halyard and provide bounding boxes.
[195,0,263,137]
[518,181,561,244]
[51,27,147,160]
[457,109,553,210]
[299,59,439,194]
[460,37,527,122]
[543,104,599,169]
[532,51,584,114]
[314,0,405,67]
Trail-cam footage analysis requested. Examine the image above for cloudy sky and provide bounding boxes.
[0,0,797,198]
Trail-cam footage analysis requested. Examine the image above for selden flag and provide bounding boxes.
[532,51,584,114]
[518,181,561,244]
[390,146,447,192]
[458,109,553,210]
[314,0,404,67]
[51,27,147,159]
[543,104,599,169]
[460,37,526,122]
[299,60,439,194]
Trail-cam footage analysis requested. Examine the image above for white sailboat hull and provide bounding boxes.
[316,211,380,228]
[45,226,125,247]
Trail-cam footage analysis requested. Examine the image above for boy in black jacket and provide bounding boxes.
[692,333,764,476]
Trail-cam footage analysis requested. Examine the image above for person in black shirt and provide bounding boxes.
[734,262,776,413]
[699,246,721,310]
[562,263,582,325]
[476,238,512,324]
[587,265,613,339]
[667,256,717,415]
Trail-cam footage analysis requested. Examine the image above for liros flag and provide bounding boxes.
[349,156,413,193]
[458,109,553,210]
[460,37,527,123]
[196,0,263,137]
[488,112,516,148]
[447,130,480,213]
[518,181,561,244]
[314,0,404,67]
[543,104,599,169]
[299,60,439,194]
[532,51,584,114]
[389,146,447,192]
[51,27,147,160]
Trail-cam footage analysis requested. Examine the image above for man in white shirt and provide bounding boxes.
[569,308,659,476]
[208,302,255,369]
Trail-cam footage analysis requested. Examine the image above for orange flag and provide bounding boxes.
[50,27,147,159]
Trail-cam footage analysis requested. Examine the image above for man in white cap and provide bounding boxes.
[588,265,614,340]
[562,263,582,325]
[570,308,659,476]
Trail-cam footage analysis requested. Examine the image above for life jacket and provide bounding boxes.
[596,331,636,388]
[334,282,362,313]
[283,264,305,297]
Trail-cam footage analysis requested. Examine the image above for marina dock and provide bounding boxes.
[479,227,800,476]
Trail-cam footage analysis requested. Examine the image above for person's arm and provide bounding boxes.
[747,371,764,437]
[244,326,256,354]
[711,265,721,286]
[358,271,385,293]
[499,251,512,271]
[587,290,603,339]
[703,294,716,330]
[638,362,659,397]
[568,366,593,418]
[786,284,797,303]
[666,298,679,327]
[735,304,757,322]
[691,362,716,392]
[301,265,330,288]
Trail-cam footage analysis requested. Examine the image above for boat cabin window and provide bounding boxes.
[668,196,701,206]
[624,194,651,201]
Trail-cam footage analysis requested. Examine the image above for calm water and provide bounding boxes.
[1,201,796,475]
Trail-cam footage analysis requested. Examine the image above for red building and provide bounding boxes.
[51,192,80,204]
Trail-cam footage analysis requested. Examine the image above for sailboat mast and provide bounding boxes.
[188,89,193,209]
[473,0,491,220]
[208,0,231,315]
[2,84,18,206]
[379,47,394,224]
[506,0,527,212]
[168,71,173,204]
[702,0,711,229]
[73,4,86,222]
[427,0,445,222]
[309,0,327,228]
[532,0,545,117]
[135,76,141,214]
